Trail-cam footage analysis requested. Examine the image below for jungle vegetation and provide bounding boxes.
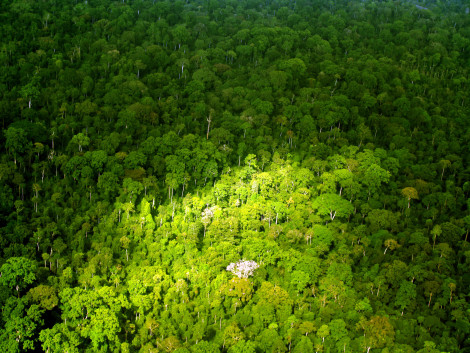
[0,0,469,352]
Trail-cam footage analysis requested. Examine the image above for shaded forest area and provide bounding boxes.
[0,0,469,352]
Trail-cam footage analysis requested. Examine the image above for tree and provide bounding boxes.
[366,209,400,233]
[59,286,130,350]
[402,187,419,208]
[228,340,256,353]
[122,178,144,203]
[290,270,310,294]
[20,75,40,109]
[28,285,58,310]
[165,155,185,201]
[423,281,441,307]
[226,260,259,279]
[363,316,395,352]
[0,257,37,296]
[312,193,354,221]
[329,319,349,349]
[317,324,330,343]
[82,306,121,351]
[88,150,108,174]
[362,164,390,198]
[293,336,313,353]
[438,159,451,181]
[124,151,147,170]
[395,280,416,315]
[69,133,90,153]
[383,239,400,254]
[39,323,81,353]
[223,324,245,349]
[431,225,442,249]
[0,297,44,353]
[416,341,441,353]
[191,341,219,353]
[32,183,41,213]
[201,206,217,237]
[97,172,120,199]
[4,127,31,164]
[171,24,190,49]
[120,236,130,262]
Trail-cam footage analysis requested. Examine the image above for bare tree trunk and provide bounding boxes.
[206,113,212,139]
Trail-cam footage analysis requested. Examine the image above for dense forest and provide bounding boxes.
[0,0,469,352]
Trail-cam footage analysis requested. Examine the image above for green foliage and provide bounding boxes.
[0,257,36,295]
[39,323,81,353]
[27,285,58,310]
[0,0,468,351]
[0,297,44,352]
[4,127,31,163]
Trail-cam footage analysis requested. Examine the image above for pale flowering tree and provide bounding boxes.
[226,260,259,279]
[201,206,219,237]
